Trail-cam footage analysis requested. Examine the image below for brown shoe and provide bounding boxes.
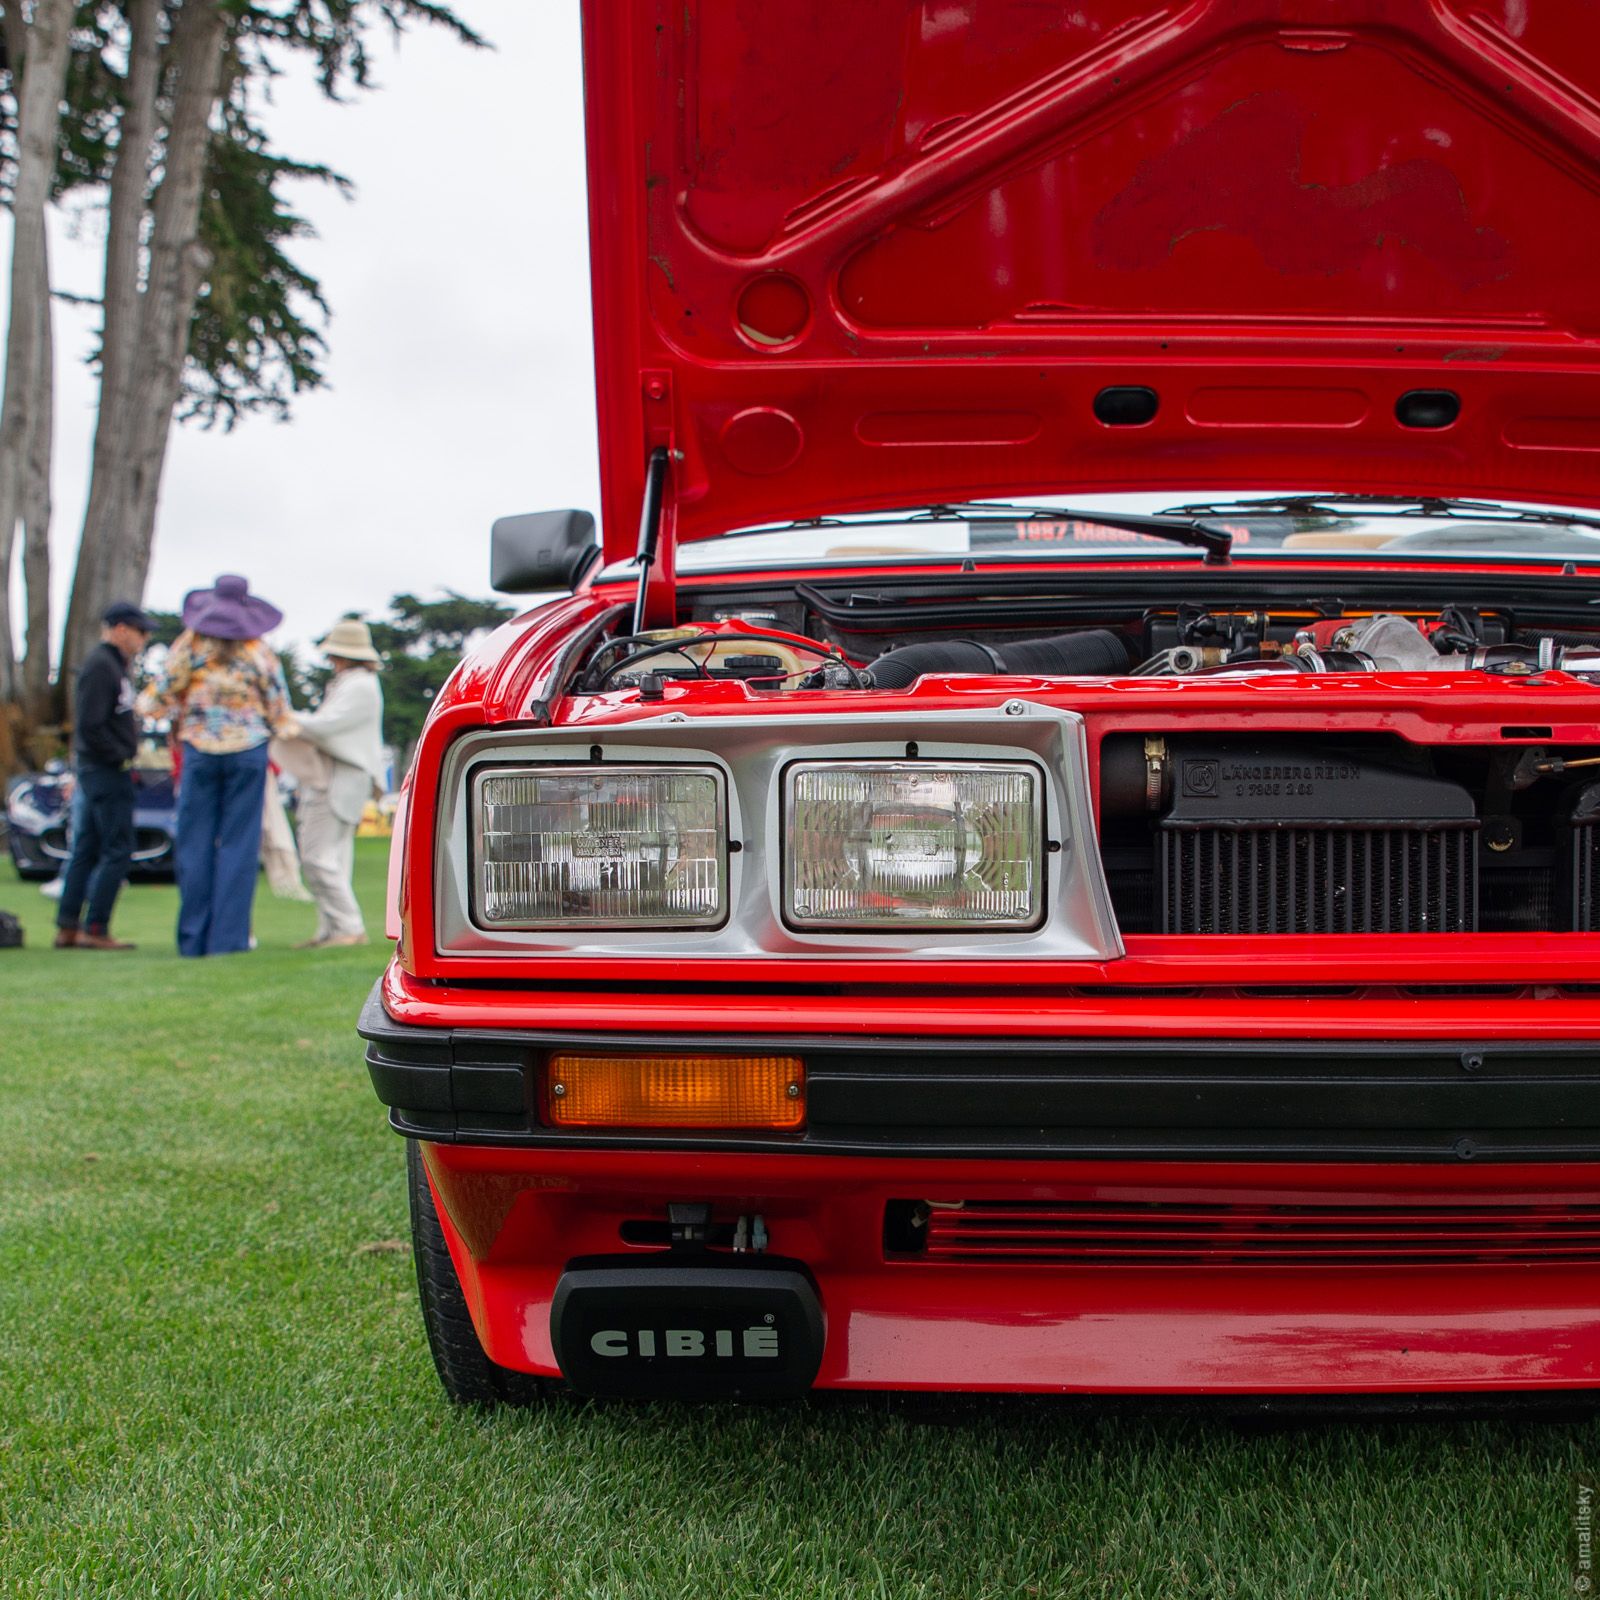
[55,927,79,949]
[318,932,369,948]
[77,929,136,950]
[293,936,329,950]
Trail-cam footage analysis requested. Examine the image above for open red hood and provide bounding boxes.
[580,1,1600,564]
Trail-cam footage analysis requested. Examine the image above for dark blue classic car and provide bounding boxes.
[5,760,177,881]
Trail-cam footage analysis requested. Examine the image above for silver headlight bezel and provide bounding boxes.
[433,706,1123,962]
[781,759,1046,931]
[467,761,729,932]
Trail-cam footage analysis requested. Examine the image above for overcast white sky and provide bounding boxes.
[26,2,599,657]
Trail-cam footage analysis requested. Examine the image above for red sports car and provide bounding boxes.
[362,0,1600,1404]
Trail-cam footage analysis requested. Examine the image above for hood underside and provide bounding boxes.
[580,1,1600,561]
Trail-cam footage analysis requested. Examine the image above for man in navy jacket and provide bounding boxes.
[55,602,153,950]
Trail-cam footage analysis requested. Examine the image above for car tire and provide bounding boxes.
[407,1139,549,1407]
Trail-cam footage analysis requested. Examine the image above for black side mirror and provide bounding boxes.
[489,509,600,593]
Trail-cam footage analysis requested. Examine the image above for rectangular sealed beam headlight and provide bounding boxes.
[784,760,1044,930]
[544,1053,806,1129]
[472,765,726,929]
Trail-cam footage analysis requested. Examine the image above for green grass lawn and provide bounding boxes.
[0,842,1594,1598]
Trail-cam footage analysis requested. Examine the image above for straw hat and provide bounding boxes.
[320,617,381,664]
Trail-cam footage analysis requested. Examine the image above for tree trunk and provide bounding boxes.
[60,0,161,687]
[21,223,55,719]
[98,0,162,427]
[59,0,161,698]
[0,0,20,712]
[123,0,229,575]
[61,0,227,686]
[0,0,73,704]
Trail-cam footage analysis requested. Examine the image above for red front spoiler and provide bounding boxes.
[384,955,1600,1393]
[424,1144,1600,1393]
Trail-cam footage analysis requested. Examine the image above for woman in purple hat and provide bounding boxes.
[139,575,295,956]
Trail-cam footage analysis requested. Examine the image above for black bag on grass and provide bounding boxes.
[0,910,23,948]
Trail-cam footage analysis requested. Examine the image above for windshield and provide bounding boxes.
[657,492,1600,575]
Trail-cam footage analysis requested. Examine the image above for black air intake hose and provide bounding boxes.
[867,629,1132,689]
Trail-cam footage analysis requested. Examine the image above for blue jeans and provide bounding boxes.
[57,764,136,932]
[175,742,268,957]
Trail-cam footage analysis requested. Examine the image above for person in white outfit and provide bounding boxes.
[273,619,386,948]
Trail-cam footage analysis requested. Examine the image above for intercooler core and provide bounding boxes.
[1566,785,1600,933]
[1154,744,1480,935]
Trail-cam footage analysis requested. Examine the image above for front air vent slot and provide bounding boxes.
[1159,822,1479,935]
[890,1198,1600,1268]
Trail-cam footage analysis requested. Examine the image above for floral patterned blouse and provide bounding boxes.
[138,631,293,755]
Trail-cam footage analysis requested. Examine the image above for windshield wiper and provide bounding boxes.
[1161,493,1600,533]
[719,502,1234,562]
[904,501,1233,564]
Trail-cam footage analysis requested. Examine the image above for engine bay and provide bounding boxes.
[578,591,1600,696]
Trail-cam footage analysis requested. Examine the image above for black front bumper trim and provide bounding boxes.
[358,981,1600,1162]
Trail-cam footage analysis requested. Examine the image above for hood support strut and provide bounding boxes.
[630,446,670,634]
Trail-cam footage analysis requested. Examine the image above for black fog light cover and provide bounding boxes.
[550,1256,824,1399]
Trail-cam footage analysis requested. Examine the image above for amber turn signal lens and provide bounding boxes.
[543,1053,806,1130]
